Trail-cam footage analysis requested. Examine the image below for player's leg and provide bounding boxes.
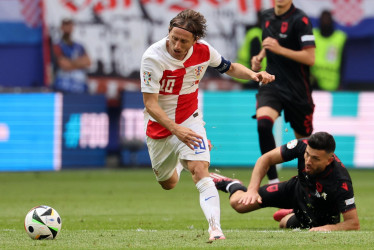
[284,100,314,140]
[279,213,302,229]
[187,160,225,240]
[210,173,261,213]
[158,163,184,190]
[146,136,184,190]
[177,111,225,240]
[257,106,280,184]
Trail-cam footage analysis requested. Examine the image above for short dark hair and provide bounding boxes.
[308,132,336,154]
[168,9,207,39]
[61,18,74,25]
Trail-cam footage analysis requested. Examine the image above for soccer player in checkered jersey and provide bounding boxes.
[140,9,274,240]
[211,132,360,231]
[251,0,316,184]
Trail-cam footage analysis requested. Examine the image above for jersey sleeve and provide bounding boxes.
[335,179,356,213]
[140,53,163,93]
[280,139,306,162]
[199,40,231,73]
[296,15,315,49]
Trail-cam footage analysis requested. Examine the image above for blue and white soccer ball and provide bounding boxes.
[24,205,62,240]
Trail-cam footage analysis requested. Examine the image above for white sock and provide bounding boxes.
[196,177,222,232]
[268,178,280,184]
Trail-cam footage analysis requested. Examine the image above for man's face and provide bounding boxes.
[274,0,293,9]
[304,145,333,175]
[61,22,73,37]
[167,27,196,60]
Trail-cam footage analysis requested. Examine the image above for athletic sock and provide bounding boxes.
[227,182,247,197]
[196,177,222,232]
[257,117,278,180]
[268,178,280,184]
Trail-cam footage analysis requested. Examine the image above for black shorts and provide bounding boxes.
[258,178,297,209]
[256,85,314,136]
[258,178,309,228]
[259,177,340,229]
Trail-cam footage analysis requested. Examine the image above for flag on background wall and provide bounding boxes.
[0,0,42,44]
[294,0,374,38]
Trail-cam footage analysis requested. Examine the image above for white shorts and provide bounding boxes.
[146,110,210,181]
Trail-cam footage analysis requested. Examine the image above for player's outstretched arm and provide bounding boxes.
[225,62,275,84]
[309,209,360,231]
[143,93,203,150]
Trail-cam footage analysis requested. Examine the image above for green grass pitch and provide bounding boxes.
[0,168,373,249]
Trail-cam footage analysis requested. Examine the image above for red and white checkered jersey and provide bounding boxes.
[141,37,223,139]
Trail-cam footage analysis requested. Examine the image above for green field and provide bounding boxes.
[1,168,374,249]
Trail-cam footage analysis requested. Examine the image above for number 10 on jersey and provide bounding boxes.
[160,79,175,93]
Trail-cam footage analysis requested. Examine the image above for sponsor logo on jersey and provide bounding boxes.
[287,139,298,149]
[341,182,349,191]
[321,192,327,200]
[314,189,328,200]
[143,71,151,85]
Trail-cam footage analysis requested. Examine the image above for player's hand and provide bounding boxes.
[262,37,281,54]
[309,226,331,232]
[251,55,263,72]
[172,125,203,150]
[238,189,262,206]
[251,71,275,85]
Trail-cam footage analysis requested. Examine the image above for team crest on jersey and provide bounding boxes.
[143,71,152,85]
[194,66,204,79]
[281,22,288,33]
[287,139,298,149]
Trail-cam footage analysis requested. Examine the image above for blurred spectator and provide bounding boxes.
[234,11,267,89]
[311,10,347,91]
[52,18,91,93]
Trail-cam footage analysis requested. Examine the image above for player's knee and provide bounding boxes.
[158,177,178,190]
[188,162,209,179]
[159,182,176,190]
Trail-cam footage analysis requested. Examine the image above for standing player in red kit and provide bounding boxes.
[251,0,316,184]
[140,9,274,240]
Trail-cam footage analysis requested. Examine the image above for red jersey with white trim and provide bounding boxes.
[141,37,223,139]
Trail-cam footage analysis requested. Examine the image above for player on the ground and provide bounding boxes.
[140,9,274,241]
[251,0,316,184]
[210,132,360,231]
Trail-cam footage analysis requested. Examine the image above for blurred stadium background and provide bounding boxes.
[1,0,374,172]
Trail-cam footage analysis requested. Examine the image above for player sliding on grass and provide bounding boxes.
[140,9,275,241]
[211,132,360,231]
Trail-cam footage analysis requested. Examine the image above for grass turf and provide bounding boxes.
[0,168,373,249]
